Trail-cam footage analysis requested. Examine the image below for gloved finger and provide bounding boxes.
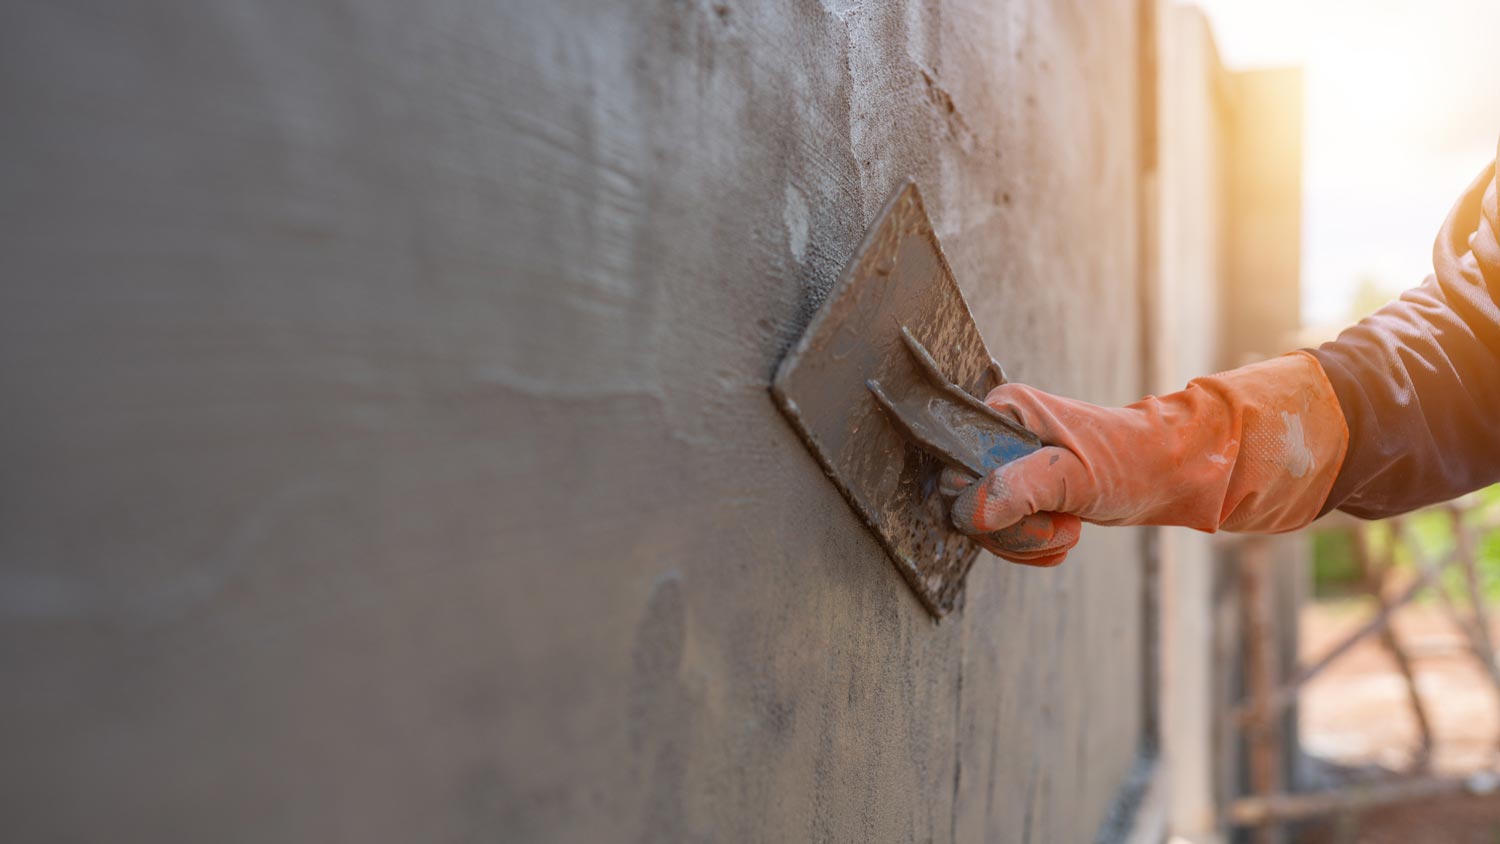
[981,383,1077,445]
[973,534,1069,568]
[972,512,1082,567]
[938,466,975,499]
[941,466,1078,565]
[951,445,1093,534]
[992,512,1082,555]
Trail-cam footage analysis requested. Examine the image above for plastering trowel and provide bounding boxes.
[771,181,1070,618]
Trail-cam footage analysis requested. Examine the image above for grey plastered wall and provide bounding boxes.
[1,2,1147,842]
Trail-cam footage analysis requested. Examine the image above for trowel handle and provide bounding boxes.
[868,329,1075,563]
[868,328,1044,478]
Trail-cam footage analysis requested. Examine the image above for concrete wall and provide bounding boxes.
[1149,16,1306,840]
[1220,68,1310,831]
[1223,69,1304,366]
[1153,6,1230,840]
[1,2,1151,841]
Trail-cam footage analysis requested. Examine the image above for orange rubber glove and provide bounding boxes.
[945,351,1349,567]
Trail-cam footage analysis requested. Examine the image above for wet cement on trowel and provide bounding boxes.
[773,181,1014,617]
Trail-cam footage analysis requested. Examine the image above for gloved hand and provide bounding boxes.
[943,351,1349,567]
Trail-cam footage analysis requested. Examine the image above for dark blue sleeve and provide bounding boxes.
[1311,147,1500,519]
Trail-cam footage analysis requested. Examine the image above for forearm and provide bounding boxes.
[1311,157,1500,518]
[948,146,1500,567]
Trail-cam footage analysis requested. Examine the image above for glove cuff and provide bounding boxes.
[1202,351,1349,533]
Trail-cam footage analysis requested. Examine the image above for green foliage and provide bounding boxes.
[1311,485,1500,601]
[1311,529,1358,597]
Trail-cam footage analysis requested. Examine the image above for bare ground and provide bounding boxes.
[1291,600,1500,843]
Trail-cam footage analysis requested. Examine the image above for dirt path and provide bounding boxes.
[1293,601,1500,842]
[1301,600,1500,773]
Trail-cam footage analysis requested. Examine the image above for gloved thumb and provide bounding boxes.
[951,445,1092,535]
[943,453,1085,567]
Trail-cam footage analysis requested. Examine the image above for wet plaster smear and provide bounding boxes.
[0,1,1147,841]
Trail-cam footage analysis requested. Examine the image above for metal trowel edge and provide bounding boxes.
[771,180,1042,618]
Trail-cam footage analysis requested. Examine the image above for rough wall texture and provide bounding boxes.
[1,1,1146,841]
[1153,5,1228,836]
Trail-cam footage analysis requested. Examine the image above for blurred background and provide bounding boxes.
[1196,3,1500,841]
[1200,0,1500,334]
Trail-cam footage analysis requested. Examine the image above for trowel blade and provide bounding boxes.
[771,180,1007,618]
